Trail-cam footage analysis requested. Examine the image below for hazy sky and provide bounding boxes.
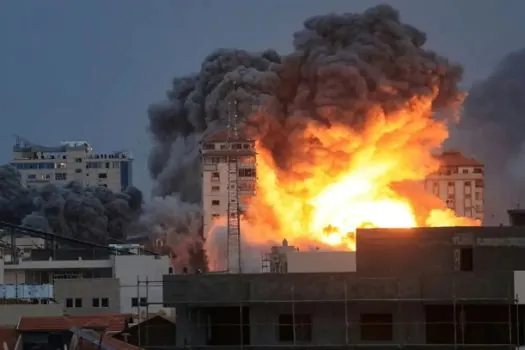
[1,0,524,197]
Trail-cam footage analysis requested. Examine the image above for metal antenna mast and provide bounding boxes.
[226,96,242,274]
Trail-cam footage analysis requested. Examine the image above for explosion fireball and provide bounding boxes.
[148,4,481,257]
[245,99,479,252]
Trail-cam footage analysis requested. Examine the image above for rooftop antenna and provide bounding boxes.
[225,86,242,274]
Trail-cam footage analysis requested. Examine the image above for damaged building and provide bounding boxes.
[163,211,525,349]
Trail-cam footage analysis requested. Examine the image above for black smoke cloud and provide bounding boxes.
[0,164,143,243]
[148,4,464,202]
[449,48,525,224]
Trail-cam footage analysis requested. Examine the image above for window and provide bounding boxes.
[168,267,174,274]
[105,162,110,169]
[475,179,484,188]
[131,297,148,307]
[211,186,220,192]
[460,247,473,271]
[475,192,482,201]
[462,168,469,174]
[98,173,107,179]
[75,169,82,173]
[101,298,109,308]
[112,161,120,169]
[473,167,483,174]
[92,298,100,307]
[202,143,215,150]
[212,200,220,206]
[211,172,220,181]
[278,314,312,343]
[55,172,67,181]
[75,158,83,163]
[74,298,82,307]
[238,168,256,177]
[66,298,73,308]
[360,313,393,341]
[27,174,36,180]
[212,214,220,220]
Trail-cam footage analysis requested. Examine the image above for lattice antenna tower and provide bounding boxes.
[225,94,242,274]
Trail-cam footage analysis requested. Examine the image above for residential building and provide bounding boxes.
[425,150,484,222]
[54,278,120,316]
[11,138,132,192]
[0,247,170,317]
[201,130,257,238]
[165,218,525,348]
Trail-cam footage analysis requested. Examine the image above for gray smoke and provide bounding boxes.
[448,48,525,224]
[0,164,143,243]
[148,4,464,204]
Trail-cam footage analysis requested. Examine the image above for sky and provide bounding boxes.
[1,0,525,198]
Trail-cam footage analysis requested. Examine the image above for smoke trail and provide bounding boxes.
[0,164,143,243]
[448,48,525,224]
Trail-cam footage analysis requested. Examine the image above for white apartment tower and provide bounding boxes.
[201,130,257,241]
[11,137,133,192]
[424,150,484,223]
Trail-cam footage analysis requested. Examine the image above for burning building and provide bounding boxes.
[424,151,485,223]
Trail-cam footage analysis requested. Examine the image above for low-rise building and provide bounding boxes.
[0,246,171,318]
[165,223,525,348]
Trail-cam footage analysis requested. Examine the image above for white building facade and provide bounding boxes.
[424,150,485,223]
[201,130,257,238]
[11,139,132,192]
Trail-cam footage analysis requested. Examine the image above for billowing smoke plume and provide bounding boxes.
[148,5,463,224]
[449,48,525,224]
[0,164,143,243]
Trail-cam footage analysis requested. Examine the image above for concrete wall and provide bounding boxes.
[286,251,356,273]
[0,304,63,326]
[175,301,425,347]
[114,254,170,315]
[54,278,120,316]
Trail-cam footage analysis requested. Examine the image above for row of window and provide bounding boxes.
[65,297,149,309]
[210,182,256,192]
[277,313,393,342]
[12,160,123,170]
[202,142,253,151]
[210,169,256,181]
[435,166,484,176]
[65,297,109,308]
[26,172,109,181]
[204,156,256,165]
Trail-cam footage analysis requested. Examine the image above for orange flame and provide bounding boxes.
[244,95,479,251]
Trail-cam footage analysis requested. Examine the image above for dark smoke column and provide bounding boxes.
[147,4,464,206]
[450,48,525,224]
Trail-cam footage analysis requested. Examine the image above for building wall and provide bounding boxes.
[201,139,256,239]
[54,278,120,316]
[0,304,63,326]
[176,302,425,347]
[113,255,171,315]
[11,141,132,192]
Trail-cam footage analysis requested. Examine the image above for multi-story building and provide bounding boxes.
[11,138,132,192]
[424,150,484,222]
[201,130,257,238]
[164,211,525,348]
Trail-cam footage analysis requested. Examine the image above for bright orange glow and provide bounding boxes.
[244,95,479,251]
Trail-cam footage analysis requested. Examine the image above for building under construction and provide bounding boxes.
[163,210,525,349]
